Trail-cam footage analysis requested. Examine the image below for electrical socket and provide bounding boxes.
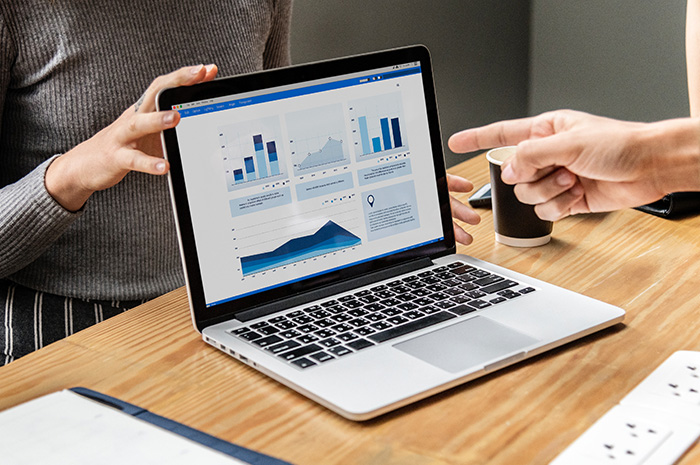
[650,363,700,404]
[623,351,700,425]
[551,351,700,465]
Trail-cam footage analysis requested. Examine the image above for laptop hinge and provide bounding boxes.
[236,257,434,322]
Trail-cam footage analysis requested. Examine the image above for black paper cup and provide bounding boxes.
[487,146,553,247]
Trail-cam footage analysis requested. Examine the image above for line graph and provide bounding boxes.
[286,103,350,176]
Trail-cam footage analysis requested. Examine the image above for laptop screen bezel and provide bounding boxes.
[158,45,456,332]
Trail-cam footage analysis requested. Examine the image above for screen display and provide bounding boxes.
[172,62,445,308]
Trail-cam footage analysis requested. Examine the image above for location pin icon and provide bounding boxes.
[367,194,375,208]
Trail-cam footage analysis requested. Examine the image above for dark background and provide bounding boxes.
[291,0,687,168]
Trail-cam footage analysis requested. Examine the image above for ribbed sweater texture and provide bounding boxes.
[0,0,292,300]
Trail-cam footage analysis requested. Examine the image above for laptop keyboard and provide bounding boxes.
[228,261,536,369]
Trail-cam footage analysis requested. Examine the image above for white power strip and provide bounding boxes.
[551,351,700,465]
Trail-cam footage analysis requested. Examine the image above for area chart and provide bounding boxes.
[240,221,361,276]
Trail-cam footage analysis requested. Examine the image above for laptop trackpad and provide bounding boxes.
[394,316,539,373]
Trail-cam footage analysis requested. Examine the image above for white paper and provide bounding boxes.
[0,391,246,465]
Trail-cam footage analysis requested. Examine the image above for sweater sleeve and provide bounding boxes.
[0,13,82,279]
[262,0,292,69]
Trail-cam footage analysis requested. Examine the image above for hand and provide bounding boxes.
[447,174,481,245]
[448,110,700,221]
[45,64,219,211]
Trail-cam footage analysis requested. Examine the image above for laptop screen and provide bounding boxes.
[160,47,455,327]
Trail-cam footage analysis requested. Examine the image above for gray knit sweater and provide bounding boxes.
[0,0,292,300]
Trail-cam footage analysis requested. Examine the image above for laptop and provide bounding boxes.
[157,45,625,421]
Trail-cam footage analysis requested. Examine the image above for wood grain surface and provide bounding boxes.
[1,154,699,464]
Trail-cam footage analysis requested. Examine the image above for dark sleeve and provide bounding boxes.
[0,13,82,279]
[263,0,293,69]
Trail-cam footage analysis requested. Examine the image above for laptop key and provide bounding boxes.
[434,300,456,309]
[490,297,507,304]
[315,329,335,338]
[291,358,316,369]
[310,351,335,363]
[280,330,301,339]
[337,332,359,342]
[473,275,505,287]
[329,345,353,356]
[467,299,491,309]
[370,321,392,331]
[421,305,441,314]
[369,311,457,343]
[520,287,536,294]
[480,280,519,294]
[278,343,323,361]
[347,339,374,351]
[267,340,301,354]
[239,331,263,341]
[275,320,296,330]
[319,338,341,348]
[253,335,284,347]
[258,326,279,336]
[448,304,477,316]
[387,316,409,326]
[354,326,376,336]
[297,334,319,344]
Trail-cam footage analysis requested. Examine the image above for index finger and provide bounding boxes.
[136,64,219,114]
[447,116,543,154]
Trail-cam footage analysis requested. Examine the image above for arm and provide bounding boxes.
[0,13,80,278]
[448,110,700,221]
[688,0,700,116]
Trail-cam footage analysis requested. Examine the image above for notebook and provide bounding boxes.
[157,45,625,420]
[0,388,290,464]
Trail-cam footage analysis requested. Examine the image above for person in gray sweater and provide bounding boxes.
[0,1,481,365]
[0,0,293,364]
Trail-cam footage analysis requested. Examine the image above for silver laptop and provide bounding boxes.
[158,45,624,420]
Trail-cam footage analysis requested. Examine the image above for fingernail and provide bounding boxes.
[156,162,166,173]
[502,164,515,183]
[205,64,216,72]
[163,112,175,124]
[190,64,204,75]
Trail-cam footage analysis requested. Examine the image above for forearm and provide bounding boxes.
[0,157,81,278]
[637,117,700,194]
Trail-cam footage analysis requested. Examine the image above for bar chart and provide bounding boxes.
[286,103,350,176]
[349,92,408,161]
[219,116,286,192]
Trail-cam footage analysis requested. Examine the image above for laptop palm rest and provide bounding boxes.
[394,316,539,373]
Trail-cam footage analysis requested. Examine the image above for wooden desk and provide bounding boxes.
[2,155,700,464]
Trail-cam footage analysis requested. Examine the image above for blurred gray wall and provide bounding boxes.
[290,1,689,168]
[289,1,531,168]
[530,0,689,121]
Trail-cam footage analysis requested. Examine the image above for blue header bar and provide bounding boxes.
[177,66,421,118]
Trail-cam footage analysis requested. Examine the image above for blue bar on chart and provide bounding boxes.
[253,135,268,178]
[380,118,392,150]
[244,156,256,181]
[372,137,382,153]
[267,141,280,176]
[391,117,402,148]
[233,169,244,184]
[358,116,371,155]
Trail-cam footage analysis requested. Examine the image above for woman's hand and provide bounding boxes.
[45,64,218,211]
[447,174,481,245]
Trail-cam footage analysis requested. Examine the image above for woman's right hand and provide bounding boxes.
[45,64,218,212]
